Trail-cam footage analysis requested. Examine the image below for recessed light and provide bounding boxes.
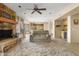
[24,13,26,14]
[49,12,52,14]
[18,5,21,8]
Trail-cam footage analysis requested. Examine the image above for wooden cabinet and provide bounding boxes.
[0,17,16,24]
[31,23,44,30]
[0,22,16,30]
[0,3,16,38]
[0,3,16,20]
[0,3,16,29]
[0,4,17,52]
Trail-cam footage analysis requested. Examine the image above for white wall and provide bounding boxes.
[67,16,72,43]
[44,23,49,30]
[16,16,25,38]
[55,20,62,38]
[24,24,30,33]
[71,15,79,43]
[67,15,79,43]
[16,16,21,34]
[52,20,55,39]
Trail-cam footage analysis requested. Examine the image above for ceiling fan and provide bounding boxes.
[28,4,46,14]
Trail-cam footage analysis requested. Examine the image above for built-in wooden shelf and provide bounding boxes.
[0,28,15,30]
[0,17,16,24]
[56,25,61,27]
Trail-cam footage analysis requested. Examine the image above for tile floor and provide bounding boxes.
[0,34,79,56]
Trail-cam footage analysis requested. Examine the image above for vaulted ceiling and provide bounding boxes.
[4,3,73,22]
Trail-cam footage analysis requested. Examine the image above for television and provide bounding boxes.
[0,30,13,39]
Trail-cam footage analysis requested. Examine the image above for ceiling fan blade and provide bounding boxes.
[37,8,46,10]
[31,10,36,14]
[37,11,42,14]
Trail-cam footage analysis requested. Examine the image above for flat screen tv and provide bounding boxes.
[0,30,12,39]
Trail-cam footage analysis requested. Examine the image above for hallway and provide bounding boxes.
[2,36,78,56]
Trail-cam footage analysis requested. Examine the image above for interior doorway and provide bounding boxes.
[55,19,67,41]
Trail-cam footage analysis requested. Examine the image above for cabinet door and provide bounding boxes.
[0,3,5,11]
[0,10,3,17]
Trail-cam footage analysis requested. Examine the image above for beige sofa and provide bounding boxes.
[30,30,51,42]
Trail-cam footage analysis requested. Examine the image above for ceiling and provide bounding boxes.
[4,3,73,22]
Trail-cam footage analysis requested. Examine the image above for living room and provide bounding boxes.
[1,3,79,56]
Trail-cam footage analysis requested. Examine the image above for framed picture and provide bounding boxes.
[74,19,79,25]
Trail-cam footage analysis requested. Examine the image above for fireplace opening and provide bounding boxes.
[0,30,13,39]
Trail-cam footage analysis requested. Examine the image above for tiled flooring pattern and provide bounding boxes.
[0,34,79,56]
[3,39,77,56]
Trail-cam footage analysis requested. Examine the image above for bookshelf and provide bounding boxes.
[0,3,16,39]
[0,3,16,30]
[0,3,16,20]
